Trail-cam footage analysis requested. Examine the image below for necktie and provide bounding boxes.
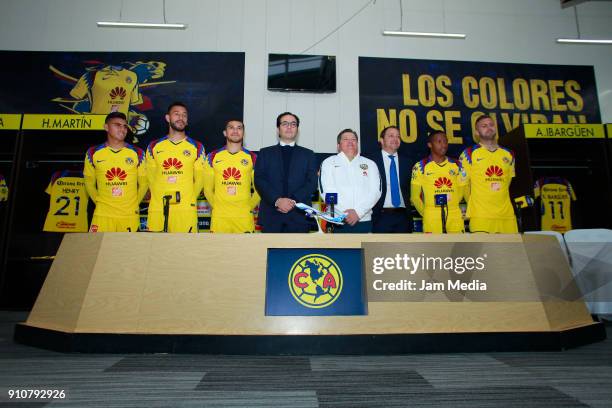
[389,155,401,207]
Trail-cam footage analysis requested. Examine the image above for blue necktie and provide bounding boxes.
[389,155,401,207]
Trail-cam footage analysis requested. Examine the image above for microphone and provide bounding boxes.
[163,191,181,204]
[162,192,181,233]
[513,195,534,234]
[513,195,534,209]
[325,193,338,233]
[434,194,448,234]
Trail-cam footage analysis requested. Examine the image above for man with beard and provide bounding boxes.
[203,119,260,233]
[145,102,205,232]
[459,115,517,233]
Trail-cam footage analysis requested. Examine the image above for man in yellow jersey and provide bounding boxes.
[411,131,464,233]
[84,112,148,232]
[459,115,517,233]
[145,102,205,232]
[203,120,260,233]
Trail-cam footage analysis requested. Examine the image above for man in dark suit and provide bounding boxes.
[368,126,413,233]
[254,112,318,233]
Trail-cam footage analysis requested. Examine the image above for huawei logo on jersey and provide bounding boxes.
[105,167,127,181]
[485,165,503,177]
[109,87,127,100]
[434,177,453,188]
[223,167,242,181]
[162,158,183,170]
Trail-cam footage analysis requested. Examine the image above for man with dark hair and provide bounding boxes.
[203,119,260,233]
[411,131,464,233]
[320,129,381,233]
[254,112,317,233]
[459,115,517,233]
[84,112,148,232]
[145,102,205,232]
[368,126,412,233]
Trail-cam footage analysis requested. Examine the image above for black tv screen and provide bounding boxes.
[267,54,336,93]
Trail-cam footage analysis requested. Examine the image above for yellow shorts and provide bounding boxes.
[469,217,518,233]
[147,209,198,233]
[90,215,139,232]
[210,216,255,233]
[423,208,464,233]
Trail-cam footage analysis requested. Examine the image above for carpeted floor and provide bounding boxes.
[1,312,611,407]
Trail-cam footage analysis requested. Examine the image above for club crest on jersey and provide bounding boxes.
[241,158,249,166]
[125,157,134,165]
[502,157,510,164]
[449,169,456,176]
[360,164,368,170]
[288,254,343,309]
[183,150,191,157]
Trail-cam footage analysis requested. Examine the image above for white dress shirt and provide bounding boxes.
[381,150,406,208]
[319,152,382,221]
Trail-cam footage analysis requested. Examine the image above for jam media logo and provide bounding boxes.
[162,158,183,170]
[223,167,242,181]
[288,254,343,308]
[105,167,127,181]
[109,86,127,100]
[434,177,452,188]
[485,165,503,177]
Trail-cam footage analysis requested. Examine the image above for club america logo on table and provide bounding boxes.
[288,254,343,308]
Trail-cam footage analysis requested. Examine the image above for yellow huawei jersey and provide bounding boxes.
[459,144,515,220]
[145,136,205,213]
[0,174,8,201]
[534,177,576,233]
[70,66,141,115]
[203,147,260,217]
[43,171,89,232]
[83,143,146,218]
[411,157,462,212]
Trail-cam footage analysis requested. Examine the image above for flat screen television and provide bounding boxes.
[267,54,336,93]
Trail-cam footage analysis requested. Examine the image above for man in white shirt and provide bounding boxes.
[319,129,381,233]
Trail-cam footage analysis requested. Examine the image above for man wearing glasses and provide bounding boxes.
[254,112,317,233]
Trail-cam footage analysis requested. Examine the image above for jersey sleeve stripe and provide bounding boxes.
[207,149,218,167]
